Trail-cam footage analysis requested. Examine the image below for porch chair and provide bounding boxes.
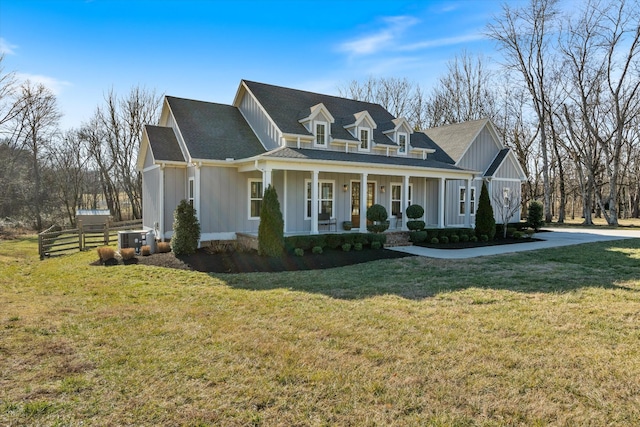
[395,212,403,229]
[318,212,337,232]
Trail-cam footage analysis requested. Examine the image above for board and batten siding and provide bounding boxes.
[163,167,186,234]
[142,167,160,231]
[457,127,500,172]
[424,179,440,226]
[491,179,522,223]
[493,155,522,180]
[239,91,280,151]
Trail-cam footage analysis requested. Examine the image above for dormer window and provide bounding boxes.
[314,122,328,146]
[359,128,370,151]
[398,133,407,155]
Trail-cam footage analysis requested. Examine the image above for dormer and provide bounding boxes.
[298,103,335,147]
[382,118,413,156]
[343,111,377,152]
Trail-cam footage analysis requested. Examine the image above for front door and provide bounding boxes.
[351,181,376,226]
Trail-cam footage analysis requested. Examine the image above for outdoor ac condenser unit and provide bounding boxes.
[117,230,155,254]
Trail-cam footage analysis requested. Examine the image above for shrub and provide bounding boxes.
[450,234,460,243]
[368,233,387,246]
[371,241,382,250]
[157,242,171,253]
[342,233,357,246]
[513,231,524,239]
[141,245,151,256]
[406,220,426,231]
[354,233,368,245]
[120,248,135,260]
[406,204,424,219]
[258,185,284,257]
[460,234,469,242]
[294,248,304,256]
[326,234,342,249]
[342,243,351,252]
[97,246,115,262]
[171,199,201,256]
[475,181,496,240]
[409,231,428,243]
[440,236,449,244]
[312,246,323,254]
[366,204,389,233]
[430,237,439,244]
[469,235,478,242]
[480,234,489,242]
[507,227,517,237]
[528,201,545,231]
[354,242,363,251]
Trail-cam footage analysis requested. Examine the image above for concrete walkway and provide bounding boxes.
[388,227,640,259]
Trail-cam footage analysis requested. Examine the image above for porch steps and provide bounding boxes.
[384,231,412,247]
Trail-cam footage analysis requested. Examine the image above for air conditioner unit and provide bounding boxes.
[118,230,155,254]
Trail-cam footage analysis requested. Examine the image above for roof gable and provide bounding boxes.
[423,118,498,163]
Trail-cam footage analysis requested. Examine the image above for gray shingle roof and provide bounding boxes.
[166,96,265,160]
[264,148,468,172]
[422,118,490,163]
[484,148,510,177]
[145,125,185,162]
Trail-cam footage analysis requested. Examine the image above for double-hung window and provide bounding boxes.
[359,128,370,151]
[459,186,476,216]
[398,133,407,155]
[249,179,263,219]
[315,122,327,146]
[391,183,413,216]
[188,178,195,207]
[305,180,334,218]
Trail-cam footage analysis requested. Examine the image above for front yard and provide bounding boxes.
[1,235,639,425]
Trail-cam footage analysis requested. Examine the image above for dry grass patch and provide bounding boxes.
[96,246,115,262]
[157,241,171,253]
[1,236,639,425]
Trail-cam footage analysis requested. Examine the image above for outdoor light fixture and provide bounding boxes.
[380,185,385,193]
[343,184,348,192]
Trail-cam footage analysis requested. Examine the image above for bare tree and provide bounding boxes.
[493,186,523,237]
[338,76,415,119]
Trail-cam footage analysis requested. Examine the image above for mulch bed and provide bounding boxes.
[134,247,413,274]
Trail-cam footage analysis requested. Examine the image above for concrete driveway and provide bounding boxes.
[389,227,640,259]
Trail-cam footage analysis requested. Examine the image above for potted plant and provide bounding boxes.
[342,221,352,231]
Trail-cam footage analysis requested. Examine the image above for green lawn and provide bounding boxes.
[1,236,639,426]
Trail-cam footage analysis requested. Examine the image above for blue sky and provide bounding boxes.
[1,0,520,130]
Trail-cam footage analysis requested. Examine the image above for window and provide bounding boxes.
[391,183,413,216]
[359,128,370,150]
[315,122,327,146]
[305,180,334,218]
[188,178,194,207]
[398,133,407,154]
[249,179,263,219]
[503,187,511,203]
[459,186,476,216]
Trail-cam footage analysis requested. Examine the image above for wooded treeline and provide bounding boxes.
[339,0,640,225]
[1,0,637,231]
[0,55,161,230]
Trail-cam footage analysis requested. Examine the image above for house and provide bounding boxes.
[136,80,527,244]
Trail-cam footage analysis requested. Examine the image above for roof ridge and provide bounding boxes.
[424,117,489,131]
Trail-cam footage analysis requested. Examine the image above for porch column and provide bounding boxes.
[262,167,272,192]
[360,172,368,231]
[159,164,165,241]
[439,178,445,228]
[464,177,472,228]
[402,175,410,231]
[283,170,288,234]
[311,170,319,234]
[194,164,201,223]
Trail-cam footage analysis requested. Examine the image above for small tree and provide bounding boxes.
[406,204,425,231]
[527,200,545,231]
[258,184,284,257]
[475,181,496,240]
[366,204,389,233]
[493,187,522,238]
[171,199,201,255]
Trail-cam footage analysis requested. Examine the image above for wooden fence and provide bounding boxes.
[38,219,143,260]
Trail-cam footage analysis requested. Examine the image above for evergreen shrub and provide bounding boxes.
[430,237,439,244]
[342,243,351,252]
[409,231,428,243]
[475,182,496,240]
[366,204,390,233]
[294,248,304,257]
[371,241,382,250]
[171,199,201,255]
[258,185,284,257]
[528,201,545,231]
[440,236,449,244]
[312,246,323,254]
[354,243,363,251]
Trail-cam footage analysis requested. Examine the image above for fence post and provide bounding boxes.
[78,220,84,251]
[39,233,44,260]
[104,222,110,246]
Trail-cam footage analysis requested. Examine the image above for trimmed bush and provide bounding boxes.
[342,243,351,252]
[513,231,524,239]
[406,220,426,231]
[366,204,390,233]
[157,242,171,253]
[120,248,135,260]
[480,234,489,242]
[475,182,496,240]
[312,246,323,254]
[460,234,469,242]
[406,204,424,219]
[171,199,201,255]
[528,201,545,231]
[371,241,382,250]
[409,231,428,243]
[141,245,151,256]
[354,242,363,251]
[368,233,387,246]
[430,237,439,244]
[450,234,460,243]
[258,185,284,257]
[294,248,304,256]
[97,246,115,262]
[440,236,449,244]
[469,235,478,242]
[326,234,342,249]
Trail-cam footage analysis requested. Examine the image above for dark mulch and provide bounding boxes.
[414,236,543,250]
[134,247,413,274]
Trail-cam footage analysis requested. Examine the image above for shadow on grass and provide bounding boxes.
[216,239,640,300]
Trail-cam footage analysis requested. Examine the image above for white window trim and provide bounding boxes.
[390,183,413,216]
[314,121,328,147]
[188,178,195,207]
[305,179,335,219]
[358,127,371,152]
[458,186,476,216]
[248,178,263,220]
[397,132,408,156]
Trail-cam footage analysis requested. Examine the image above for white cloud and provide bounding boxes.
[338,15,420,56]
[0,38,18,55]
[16,73,72,95]
[399,33,486,51]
